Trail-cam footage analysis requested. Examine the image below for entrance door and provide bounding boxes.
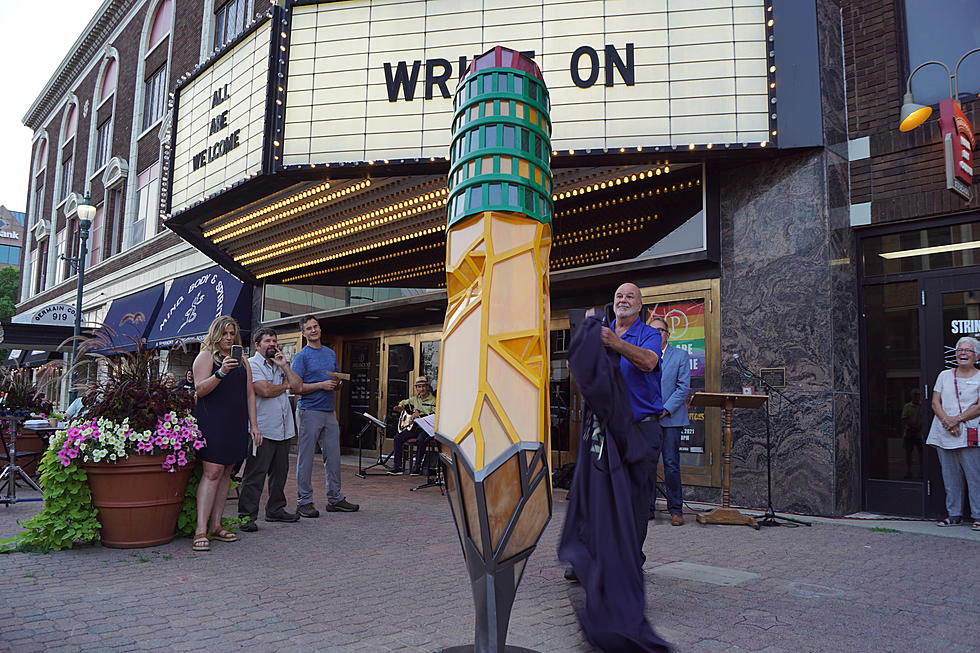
[862,271,980,517]
[922,272,980,517]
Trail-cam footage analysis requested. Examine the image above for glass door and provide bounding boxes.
[861,281,925,515]
[922,272,980,517]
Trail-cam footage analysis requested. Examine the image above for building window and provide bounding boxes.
[35,244,48,294]
[904,0,980,106]
[0,245,20,266]
[107,188,124,257]
[88,203,104,267]
[59,154,73,203]
[94,119,112,171]
[129,162,159,248]
[31,179,44,225]
[55,228,68,284]
[143,66,167,132]
[214,0,247,49]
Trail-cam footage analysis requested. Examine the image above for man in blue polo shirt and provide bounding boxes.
[291,315,359,517]
[601,282,663,545]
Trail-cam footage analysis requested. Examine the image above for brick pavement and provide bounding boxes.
[1,459,978,652]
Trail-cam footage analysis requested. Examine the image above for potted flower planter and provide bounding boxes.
[82,454,193,548]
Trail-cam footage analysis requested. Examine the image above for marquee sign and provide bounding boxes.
[939,99,975,201]
[170,22,272,214]
[281,0,773,166]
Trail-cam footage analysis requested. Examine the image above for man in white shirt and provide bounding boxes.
[238,328,303,532]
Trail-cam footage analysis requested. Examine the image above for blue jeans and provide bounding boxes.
[296,409,345,506]
[653,426,683,515]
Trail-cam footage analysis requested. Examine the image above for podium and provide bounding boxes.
[690,392,767,530]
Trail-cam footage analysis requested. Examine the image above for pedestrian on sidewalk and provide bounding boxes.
[929,336,980,531]
[291,315,359,517]
[649,316,690,526]
[191,316,261,552]
[238,327,303,532]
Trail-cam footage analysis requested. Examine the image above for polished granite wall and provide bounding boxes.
[684,0,859,517]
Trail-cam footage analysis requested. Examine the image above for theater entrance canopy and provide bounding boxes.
[165,0,826,291]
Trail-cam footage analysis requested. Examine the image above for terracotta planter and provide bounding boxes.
[82,454,192,549]
[2,429,49,478]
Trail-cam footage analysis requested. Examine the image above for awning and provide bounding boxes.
[22,350,64,368]
[94,285,166,352]
[0,322,84,351]
[146,266,252,348]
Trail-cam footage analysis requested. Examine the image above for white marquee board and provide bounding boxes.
[282,0,772,166]
[171,23,272,214]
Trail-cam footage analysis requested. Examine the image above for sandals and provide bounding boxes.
[937,517,962,527]
[209,528,239,543]
[192,533,210,552]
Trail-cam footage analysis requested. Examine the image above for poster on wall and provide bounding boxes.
[646,299,706,454]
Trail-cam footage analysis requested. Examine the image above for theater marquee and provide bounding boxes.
[281,0,774,165]
[170,22,271,214]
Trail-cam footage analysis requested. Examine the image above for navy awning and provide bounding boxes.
[146,266,252,348]
[94,285,166,352]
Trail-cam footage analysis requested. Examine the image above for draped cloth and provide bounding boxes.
[558,317,672,652]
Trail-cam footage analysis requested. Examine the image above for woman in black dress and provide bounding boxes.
[191,316,261,551]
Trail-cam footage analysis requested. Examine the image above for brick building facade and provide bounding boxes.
[19,0,272,316]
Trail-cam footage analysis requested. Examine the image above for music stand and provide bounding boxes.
[690,392,765,529]
[409,414,444,494]
[0,417,44,505]
[355,412,392,478]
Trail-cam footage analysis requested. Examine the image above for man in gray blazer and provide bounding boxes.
[650,317,691,526]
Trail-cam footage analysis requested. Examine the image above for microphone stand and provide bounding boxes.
[733,356,811,527]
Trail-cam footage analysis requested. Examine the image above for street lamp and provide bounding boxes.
[898,47,980,132]
[67,194,96,402]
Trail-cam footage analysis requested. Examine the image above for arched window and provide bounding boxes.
[141,0,173,133]
[58,100,79,205]
[147,0,172,51]
[93,52,119,173]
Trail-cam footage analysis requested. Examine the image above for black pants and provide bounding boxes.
[392,425,430,471]
[633,420,663,549]
[238,437,292,519]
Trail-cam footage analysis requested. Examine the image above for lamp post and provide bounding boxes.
[67,194,96,402]
[898,47,980,131]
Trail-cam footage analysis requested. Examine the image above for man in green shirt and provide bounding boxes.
[387,376,436,475]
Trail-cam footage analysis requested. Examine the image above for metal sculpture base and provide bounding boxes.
[438,437,552,653]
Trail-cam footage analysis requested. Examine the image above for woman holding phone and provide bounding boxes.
[191,315,262,551]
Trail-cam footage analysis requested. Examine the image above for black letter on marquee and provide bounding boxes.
[570,46,600,88]
[605,43,635,86]
[425,58,453,100]
[383,61,422,102]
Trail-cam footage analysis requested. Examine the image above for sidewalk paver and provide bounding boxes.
[1,455,977,652]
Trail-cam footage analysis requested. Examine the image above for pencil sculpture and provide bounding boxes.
[435,47,553,653]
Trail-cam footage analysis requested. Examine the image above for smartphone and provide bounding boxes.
[231,345,244,361]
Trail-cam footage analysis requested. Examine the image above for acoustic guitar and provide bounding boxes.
[397,409,416,433]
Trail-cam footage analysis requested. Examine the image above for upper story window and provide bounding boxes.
[62,103,77,144]
[59,154,73,204]
[94,119,112,171]
[129,161,159,248]
[88,203,104,268]
[147,0,173,52]
[904,0,980,106]
[143,66,167,132]
[98,57,118,107]
[214,0,247,49]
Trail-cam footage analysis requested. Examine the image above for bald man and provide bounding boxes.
[601,282,664,547]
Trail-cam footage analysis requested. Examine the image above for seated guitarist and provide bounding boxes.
[387,376,436,476]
